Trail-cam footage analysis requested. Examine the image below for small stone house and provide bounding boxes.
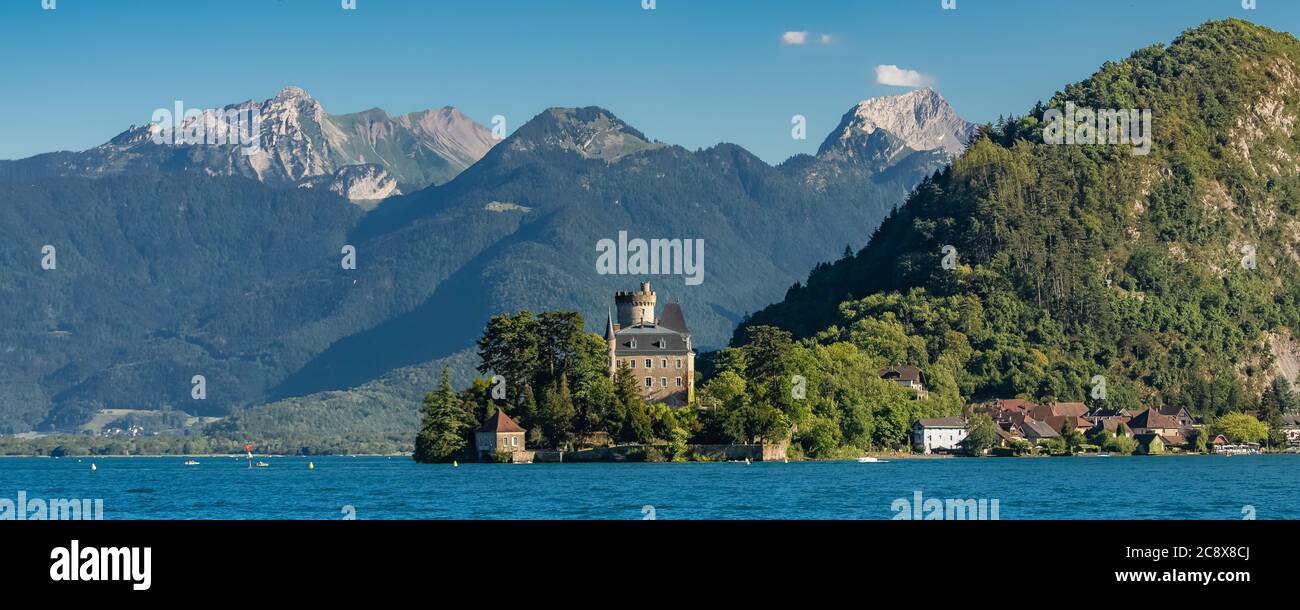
[476,409,526,459]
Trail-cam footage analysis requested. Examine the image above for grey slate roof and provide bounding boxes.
[1020,419,1060,439]
[914,416,966,428]
[614,323,691,355]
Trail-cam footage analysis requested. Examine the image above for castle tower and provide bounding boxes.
[615,281,656,327]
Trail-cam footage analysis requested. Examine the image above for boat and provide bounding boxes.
[255,461,270,467]
[857,457,888,463]
[183,460,200,466]
[90,463,97,471]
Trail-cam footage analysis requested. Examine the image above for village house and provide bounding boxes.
[949,397,1207,454]
[1028,401,1089,422]
[1019,419,1061,445]
[912,417,968,454]
[475,409,527,459]
[1157,405,1195,427]
[880,365,927,399]
[1126,408,1187,447]
[1135,432,1166,455]
[968,398,1036,426]
[1088,417,1134,439]
[1281,414,1300,447]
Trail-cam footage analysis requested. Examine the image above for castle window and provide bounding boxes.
[629,359,636,368]
[644,358,652,369]
[675,377,682,387]
[676,359,682,369]
[660,377,668,387]
[629,339,637,349]
[661,359,667,368]
[644,377,652,387]
[658,340,664,349]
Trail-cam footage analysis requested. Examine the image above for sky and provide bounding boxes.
[0,0,1296,163]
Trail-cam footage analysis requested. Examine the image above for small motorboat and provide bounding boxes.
[857,457,888,463]
[183,460,200,466]
[255,461,270,468]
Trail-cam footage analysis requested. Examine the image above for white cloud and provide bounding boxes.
[781,31,809,45]
[874,64,935,88]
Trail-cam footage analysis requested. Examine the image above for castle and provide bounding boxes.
[604,282,695,406]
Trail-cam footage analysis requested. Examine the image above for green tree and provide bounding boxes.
[1104,434,1138,455]
[1215,412,1269,444]
[1060,421,1085,454]
[476,311,541,404]
[962,413,997,456]
[413,366,471,463]
[538,375,577,449]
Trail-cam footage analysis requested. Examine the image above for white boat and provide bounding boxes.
[857,457,887,463]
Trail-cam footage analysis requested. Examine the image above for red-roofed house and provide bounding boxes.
[1127,408,1182,437]
[1029,401,1090,421]
[475,409,526,458]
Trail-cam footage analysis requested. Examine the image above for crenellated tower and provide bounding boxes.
[615,281,657,327]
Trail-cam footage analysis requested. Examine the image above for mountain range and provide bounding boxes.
[0,87,975,433]
[0,86,500,202]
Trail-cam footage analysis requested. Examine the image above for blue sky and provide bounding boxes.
[0,0,1295,163]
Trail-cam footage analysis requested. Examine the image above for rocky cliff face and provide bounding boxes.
[819,88,978,159]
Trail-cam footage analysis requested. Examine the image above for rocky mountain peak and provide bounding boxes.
[507,106,665,161]
[819,88,977,158]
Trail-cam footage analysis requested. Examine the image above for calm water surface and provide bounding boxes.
[1,455,1296,519]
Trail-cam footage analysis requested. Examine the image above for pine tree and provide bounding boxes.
[413,366,470,463]
[539,375,577,450]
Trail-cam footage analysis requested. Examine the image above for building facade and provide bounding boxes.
[913,417,968,454]
[605,282,695,407]
[880,365,927,399]
[475,409,526,458]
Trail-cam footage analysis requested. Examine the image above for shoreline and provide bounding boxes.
[2,450,1293,460]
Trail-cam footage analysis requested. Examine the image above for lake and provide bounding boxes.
[2,454,1297,519]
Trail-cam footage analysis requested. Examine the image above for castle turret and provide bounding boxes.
[615,281,656,327]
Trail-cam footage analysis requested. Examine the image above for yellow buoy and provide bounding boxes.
[308,462,314,470]
[453,460,459,468]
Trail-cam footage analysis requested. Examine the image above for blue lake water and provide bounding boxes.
[1,454,1297,519]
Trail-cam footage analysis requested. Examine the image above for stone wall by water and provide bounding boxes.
[526,443,786,463]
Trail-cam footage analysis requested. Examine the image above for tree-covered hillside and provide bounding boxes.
[0,100,938,433]
[738,20,1300,426]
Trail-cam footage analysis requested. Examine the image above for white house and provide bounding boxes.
[913,417,968,454]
